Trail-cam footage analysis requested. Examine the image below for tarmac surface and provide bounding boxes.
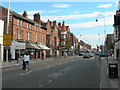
[0,55,120,89]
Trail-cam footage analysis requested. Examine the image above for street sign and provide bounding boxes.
[3,34,11,40]
[3,34,12,46]
[3,40,11,46]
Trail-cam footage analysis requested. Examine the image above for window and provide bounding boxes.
[36,34,38,42]
[27,32,31,41]
[17,19,20,26]
[61,35,66,39]
[27,23,29,28]
[29,24,32,29]
[20,20,22,26]
[16,29,20,39]
[34,25,37,31]
[115,27,118,38]
[42,36,44,44]
[61,41,65,46]
[41,28,44,33]
[16,29,23,40]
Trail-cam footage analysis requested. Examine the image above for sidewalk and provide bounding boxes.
[100,56,119,89]
[0,56,74,69]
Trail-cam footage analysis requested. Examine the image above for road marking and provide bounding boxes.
[19,73,25,75]
[38,84,44,88]
[25,70,32,75]
[46,66,50,69]
[48,80,53,83]
[59,63,61,65]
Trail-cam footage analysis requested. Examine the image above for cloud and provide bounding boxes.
[97,4,112,8]
[72,10,80,14]
[53,4,71,8]
[68,15,114,29]
[76,34,105,48]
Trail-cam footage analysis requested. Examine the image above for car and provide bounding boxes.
[100,52,108,57]
[83,53,90,58]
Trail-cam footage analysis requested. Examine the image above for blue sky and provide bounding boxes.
[1,1,118,48]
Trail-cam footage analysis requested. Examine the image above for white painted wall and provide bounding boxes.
[0,20,4,61]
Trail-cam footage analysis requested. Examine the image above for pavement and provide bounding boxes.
[100,56,119,89]
[0,55,120,89]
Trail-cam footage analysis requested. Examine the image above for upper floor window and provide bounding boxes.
[41,28,44,33]
[36,34,38,42]
[27,32,31,41]
[34,25,37,31]
[20,20,22,26]
[16,29,23,40]
[27,23,29,28]
[61,35,66,39]
[29,23,32,29]
[17,19,20,26]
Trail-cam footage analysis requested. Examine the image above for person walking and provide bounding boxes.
[15,51,19,63]
[23,52,30,71]
[41,51,44,60]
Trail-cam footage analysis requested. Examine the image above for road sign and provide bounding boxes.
[3,34,11,46]
[3,34,11,40]
[3,40,11,46]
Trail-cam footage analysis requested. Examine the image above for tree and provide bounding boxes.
[77,43,80,54]
[65,38,71,51]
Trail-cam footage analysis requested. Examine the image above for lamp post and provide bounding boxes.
[96,14,107,60]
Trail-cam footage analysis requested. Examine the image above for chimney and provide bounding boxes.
[58,22,61,27]
[33,12,40,23]
[61,21,66,31]
[22,11,28,18]
[53,21,56,27]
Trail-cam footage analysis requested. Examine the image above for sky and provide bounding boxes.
[1,0,119,48]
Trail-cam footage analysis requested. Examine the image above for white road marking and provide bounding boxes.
[19,73,25,75]
[38,84,44,88]
[48,80,53,83]
[46,66,50,69]
[59,63,61,65]
[25,70,32,75]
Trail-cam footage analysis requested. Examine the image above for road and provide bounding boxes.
[2,56,100,88]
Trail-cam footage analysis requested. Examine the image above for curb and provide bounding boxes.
[1,56,76,69]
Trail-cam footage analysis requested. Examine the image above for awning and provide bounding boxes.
[12,41,26,49]
[26,43,40,49]
[114,40,120,49]
[38,45,50,50]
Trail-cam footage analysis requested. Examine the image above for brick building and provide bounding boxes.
[0,6,48,61]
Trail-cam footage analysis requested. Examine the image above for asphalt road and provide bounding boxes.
[2,56,100,88]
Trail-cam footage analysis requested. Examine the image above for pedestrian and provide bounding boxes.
[8,52,12,62]
[41,51,44,60]
[23,52,30,71]
[15,51,19,63]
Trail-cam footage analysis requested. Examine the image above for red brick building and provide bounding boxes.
[0,6,48,60]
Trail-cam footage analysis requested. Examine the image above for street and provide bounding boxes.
[2,56,101,88]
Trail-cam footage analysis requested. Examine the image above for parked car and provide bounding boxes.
[100,52,108,57]
[88,53,94,57]
[83,53,90,58]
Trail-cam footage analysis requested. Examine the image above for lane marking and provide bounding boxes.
[19,73,25,75]
[38,84,44,88]
[46,66,50,69]
[59,63,61,65]
[48,80,53,83]
[25,70,32,75]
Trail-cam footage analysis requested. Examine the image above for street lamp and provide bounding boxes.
[96,14,107,60]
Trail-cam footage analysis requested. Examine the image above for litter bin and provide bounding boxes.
[108,63,118,78]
